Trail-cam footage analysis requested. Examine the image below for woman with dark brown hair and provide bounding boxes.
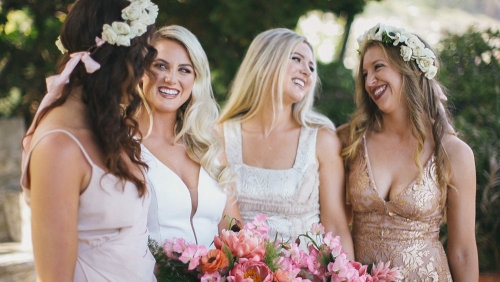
[20,0,159,280]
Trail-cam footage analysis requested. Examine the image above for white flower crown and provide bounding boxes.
[55,0,158,53]
[357,23,438,80]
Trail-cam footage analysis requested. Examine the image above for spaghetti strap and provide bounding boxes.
[223,118,243,165]
[21,129,95,190]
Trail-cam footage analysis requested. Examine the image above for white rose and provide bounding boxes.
[422,48,436,58]
[121,2,141,21]
[137,11,153,25]
[400,46,413,61]
[357,34,366,50]
[405,35,425,57]
[148,10,158,24]
[102,24,117,44]
[129,20,147,38]
[115,35,131,47]
[55,36,67,54]
[393,32,408,46]
[425,65,438,79]
[137,0,153,9]
[147,3,159,13]
[112,21,131,35]
[416,57,434,72]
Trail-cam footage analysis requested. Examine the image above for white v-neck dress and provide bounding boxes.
[142,145,227,247]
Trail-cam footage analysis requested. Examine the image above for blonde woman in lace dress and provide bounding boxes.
[218,28,354,258]
[338,23,478,281]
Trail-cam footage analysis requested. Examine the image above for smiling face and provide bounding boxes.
[282,42,316,105]
[142,39,195,114]
[362,45,404,114]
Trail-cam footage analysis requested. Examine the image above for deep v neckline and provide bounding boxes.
[363,134,434,203]
[142,145,202,191]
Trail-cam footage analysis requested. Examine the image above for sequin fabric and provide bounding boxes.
[348,135,452,281]
[223,118,320,242]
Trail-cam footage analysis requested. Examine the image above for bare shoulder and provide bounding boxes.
[30,130,89,166]
[335,123,351,149]
[317,126,342,155]
[442,134,475,165]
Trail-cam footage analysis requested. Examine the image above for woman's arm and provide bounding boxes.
[444,136,479,282]
[216,146,242,233]
[317,127,355,260]
[29,133,90,281]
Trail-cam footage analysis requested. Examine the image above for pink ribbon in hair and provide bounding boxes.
[26,37,105,136]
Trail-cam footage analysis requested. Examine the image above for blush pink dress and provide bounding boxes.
[347,134,452,281]
[21,129,156,282]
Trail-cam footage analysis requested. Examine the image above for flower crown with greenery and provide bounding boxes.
[357,23,438,79]
[56,0,159,53]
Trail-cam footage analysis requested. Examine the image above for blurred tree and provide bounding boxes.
[156,0,380,100]
[0,0,72,124]
[438,27,500,272]
[0,0,380,126]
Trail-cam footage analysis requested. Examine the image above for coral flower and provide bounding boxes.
[201,249,229,273]
[214,229,266,261]
[228,259,273,282]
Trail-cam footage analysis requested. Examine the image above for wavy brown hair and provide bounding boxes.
[342,40,456,204]
[24,0,157,196]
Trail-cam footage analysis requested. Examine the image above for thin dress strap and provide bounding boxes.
[223,118,243,165]
[21,129,95,190]
[293,126,318,172]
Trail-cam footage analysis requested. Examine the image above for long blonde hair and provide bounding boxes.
[218,28,334,130]
[142,25,233,192]
[343,40,456,202]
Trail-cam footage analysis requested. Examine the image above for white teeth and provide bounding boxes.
[374,85,386,96]
[159,88,179,95]
[293,79,305,87]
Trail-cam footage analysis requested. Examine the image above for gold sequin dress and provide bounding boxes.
[347,135,453,282]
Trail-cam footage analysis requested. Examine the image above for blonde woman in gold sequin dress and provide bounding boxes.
[338,24,478,281]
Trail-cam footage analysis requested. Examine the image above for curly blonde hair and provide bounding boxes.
[342,40,456,203]
[141,25,233,192]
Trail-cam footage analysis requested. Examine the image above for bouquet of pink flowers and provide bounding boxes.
[299,223,403,282]
[150,215,311,281]
[149,216,403,282]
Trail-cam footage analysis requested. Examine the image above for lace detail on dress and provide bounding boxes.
[223,118,320,242]
[348,136,452,282]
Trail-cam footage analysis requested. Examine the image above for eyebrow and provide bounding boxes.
[155,58,194,69]
[293,52,315,67]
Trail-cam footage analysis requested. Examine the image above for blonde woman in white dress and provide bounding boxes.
[218,28,353,258]
[138,25,241,247]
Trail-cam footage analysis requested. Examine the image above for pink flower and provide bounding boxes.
[201,271,223,282]
[228,259,273,282]
[163,239,175,258]
[306,245,325,278]
[370,261,403,282]
[323,233,342,257]
[163,237,188,259]
[328,253,350,278]
[274,269,294,282]
[172,237,188,254]
[214,229,266,261]
[310,223,325,235]
[179,244,208,270]
[282,243,308,268]
[244,214,270,236]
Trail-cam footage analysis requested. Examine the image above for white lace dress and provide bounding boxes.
[223,118,320,243]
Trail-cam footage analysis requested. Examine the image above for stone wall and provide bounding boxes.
[0,117,25,243]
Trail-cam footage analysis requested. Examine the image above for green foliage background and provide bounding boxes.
[0,0,498,273]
